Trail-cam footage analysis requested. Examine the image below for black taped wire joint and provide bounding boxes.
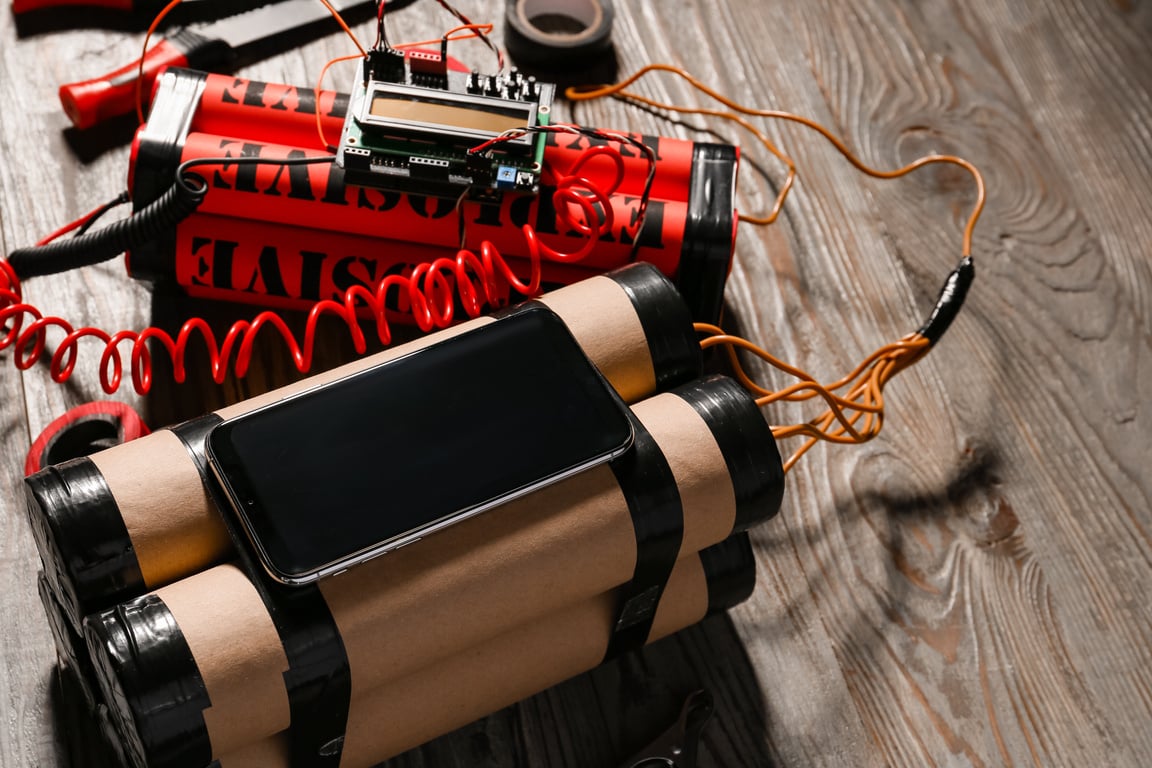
[917,256,975,345]
[505,0,615,68]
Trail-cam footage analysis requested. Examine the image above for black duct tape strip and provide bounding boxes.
[677,143,740,324]
[38,573,100,711]
[133,68,205,209]
[97,701,134,768]
[608,263,703,391]
[24,459,146,634]
[917,256,975,345]
[86,593,214,768]
[603,411,684,660]
[505,0,615,67]
[700,532,757,615]
[172,414,352,768]
[672,375,785,532]
[495,263,702,392]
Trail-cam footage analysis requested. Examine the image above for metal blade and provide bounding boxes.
[196,0,378,56]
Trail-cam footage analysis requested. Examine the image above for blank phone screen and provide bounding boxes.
[207,308,633,581]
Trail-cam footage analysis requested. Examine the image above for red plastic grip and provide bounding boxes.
[58,39,189,130]
[12,0,132,12]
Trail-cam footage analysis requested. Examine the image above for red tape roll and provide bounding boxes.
[25,402,150,476]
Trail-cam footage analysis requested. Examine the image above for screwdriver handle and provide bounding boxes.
[58,29,229,130]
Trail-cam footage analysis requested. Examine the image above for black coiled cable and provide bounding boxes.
[8,177,207,279]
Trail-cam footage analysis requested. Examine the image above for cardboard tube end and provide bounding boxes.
[86,595,213,768]
[24,459,146,630]
[671,375,785,531]
[607,263,702,389]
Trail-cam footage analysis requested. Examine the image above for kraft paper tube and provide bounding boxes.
[24,264,702,632]
[82,375,780,764]
[90,534,756,768]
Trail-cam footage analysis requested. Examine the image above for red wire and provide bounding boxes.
[0,145,632,396]
[35,197,124,246]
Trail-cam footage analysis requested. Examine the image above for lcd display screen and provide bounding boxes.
[368,94,530,134]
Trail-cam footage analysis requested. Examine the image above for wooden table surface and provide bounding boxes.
[2,0,1151,766]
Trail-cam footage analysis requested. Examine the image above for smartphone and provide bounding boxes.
[206,307,634,585]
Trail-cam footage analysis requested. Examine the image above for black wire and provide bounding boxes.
[74,191,131,238]
[175,155,337,194]
[433,0,502,71]
[8,156,336,280]
[8,182,205,279]
[375,0,388,50]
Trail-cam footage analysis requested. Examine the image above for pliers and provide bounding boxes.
[618,690,715,768]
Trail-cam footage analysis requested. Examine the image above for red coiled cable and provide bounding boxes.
[1,139,640,396]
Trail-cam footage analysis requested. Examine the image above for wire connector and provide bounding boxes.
[364,46,406,83]
[917,256,974,345]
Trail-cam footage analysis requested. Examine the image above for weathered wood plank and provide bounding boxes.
[1,0,1151,766]
[706,0,1152,766]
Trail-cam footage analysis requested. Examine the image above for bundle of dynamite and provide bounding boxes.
[128,68,740,324]
[26,265,785,768]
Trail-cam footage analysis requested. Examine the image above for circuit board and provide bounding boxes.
[336,48,554,198]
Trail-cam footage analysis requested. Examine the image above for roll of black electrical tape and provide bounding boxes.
[505,0,615,69]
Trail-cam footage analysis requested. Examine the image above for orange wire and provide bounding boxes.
[693,322,930,473]
[137,0,365,125]
[135,0,185,124]
[393,23,495,50]
[317,0,367,57]
[314,54,364,151]
[567,65,984,473]
[566,64,986,256]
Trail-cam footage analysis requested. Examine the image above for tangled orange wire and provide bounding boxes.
[570,65,986,472]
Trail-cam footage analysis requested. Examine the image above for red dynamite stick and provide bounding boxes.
[138,132,690,276]
[174,213,604,319]
[177,70,704,201]
[133,69,741,321]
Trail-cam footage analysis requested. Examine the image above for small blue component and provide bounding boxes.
[496,166,518,189]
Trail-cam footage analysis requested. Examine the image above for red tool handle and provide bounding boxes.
[58,29,228,130]
[59,40,189,129]
[12,0,131,11]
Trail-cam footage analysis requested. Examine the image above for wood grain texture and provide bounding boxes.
[1,0,1150,766]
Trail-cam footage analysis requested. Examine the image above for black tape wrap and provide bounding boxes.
[603,374,783,658]
[127,67,207,283]
[504,0,615,67]
[672,375,785,532]
[85,593,214,768]
[677,143,739,323]
[607,263,703,391]
[171,415,352,768]
[699,532,758,615]
[134,68,208,207]
[38,573,100,711]
[603,411,685,660]
[24,459,146,633]
[498,263,702,391]
[917,256,975,345]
